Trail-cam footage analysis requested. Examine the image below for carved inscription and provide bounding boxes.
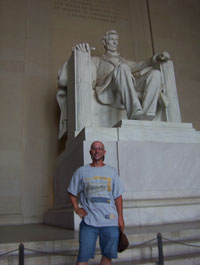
[53,0,128,23]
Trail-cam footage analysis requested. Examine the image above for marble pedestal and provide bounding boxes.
[44,120,200,230]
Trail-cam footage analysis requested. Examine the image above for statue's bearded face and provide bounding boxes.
[105,34,119,52]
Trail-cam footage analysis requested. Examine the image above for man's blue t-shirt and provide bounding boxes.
[67,164,124,227]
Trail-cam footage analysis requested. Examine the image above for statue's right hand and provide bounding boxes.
[75,43,90,53]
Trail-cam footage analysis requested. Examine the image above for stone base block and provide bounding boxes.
[44,207,80,230]
[44,120,200,230]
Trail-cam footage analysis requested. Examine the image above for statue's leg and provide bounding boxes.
[136,69,161,118]
[112,63,143,119]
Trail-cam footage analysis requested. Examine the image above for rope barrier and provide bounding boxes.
[162,236,200,248]
[0,249,18,257]
[1,234,200,260]
[0,237,157,259]
[24,248,78,256]
[131,237,157,247]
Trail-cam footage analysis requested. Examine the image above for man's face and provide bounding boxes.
[105,33,119,52]
[90,141,106,162]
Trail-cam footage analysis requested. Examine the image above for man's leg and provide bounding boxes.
[99,226,119,265]
[100,255,112,265]
[77,221,98,264]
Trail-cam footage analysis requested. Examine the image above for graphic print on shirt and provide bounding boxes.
[84,176,112,204]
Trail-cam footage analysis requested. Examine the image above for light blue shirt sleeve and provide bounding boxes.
[67,168,83,196]
[113,170,124,199]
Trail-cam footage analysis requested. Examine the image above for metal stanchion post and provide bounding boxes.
[157,233,164,265]
[19,243,24,265]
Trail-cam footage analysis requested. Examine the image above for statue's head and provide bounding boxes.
[102,30,119,53]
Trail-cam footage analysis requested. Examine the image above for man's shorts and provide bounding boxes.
[77,220,119,262]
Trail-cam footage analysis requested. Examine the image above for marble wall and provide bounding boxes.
[0,0,200,224]
[146,0,200,130]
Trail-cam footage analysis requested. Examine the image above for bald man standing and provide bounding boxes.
[68,141,124,265]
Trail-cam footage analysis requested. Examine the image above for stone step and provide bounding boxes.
[1,248,200,265]
[112,252,200,265]
[1,237,200,265]
[1,222,200,264]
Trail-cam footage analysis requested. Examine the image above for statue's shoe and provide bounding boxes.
[132,112,155,121]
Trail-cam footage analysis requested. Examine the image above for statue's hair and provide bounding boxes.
[102,30,118,47]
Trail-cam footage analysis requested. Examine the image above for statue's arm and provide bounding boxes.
[124,58,151,73]
[58,61,68,88]
[125,52,170,75]
[91,57,98,88]
[56,60,68,139]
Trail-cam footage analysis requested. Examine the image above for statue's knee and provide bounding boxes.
[113,63,131,79]
[118,63,130,72]
[151,69,161,79]
[149,69,161,83]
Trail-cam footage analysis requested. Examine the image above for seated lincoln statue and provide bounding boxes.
[57,30,173,139]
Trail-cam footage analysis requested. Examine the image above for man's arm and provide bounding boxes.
[115,195,125,232]
[68,192,87,219]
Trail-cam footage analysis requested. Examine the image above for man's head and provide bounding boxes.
[102,30,119,53]
[90,141,106,162]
